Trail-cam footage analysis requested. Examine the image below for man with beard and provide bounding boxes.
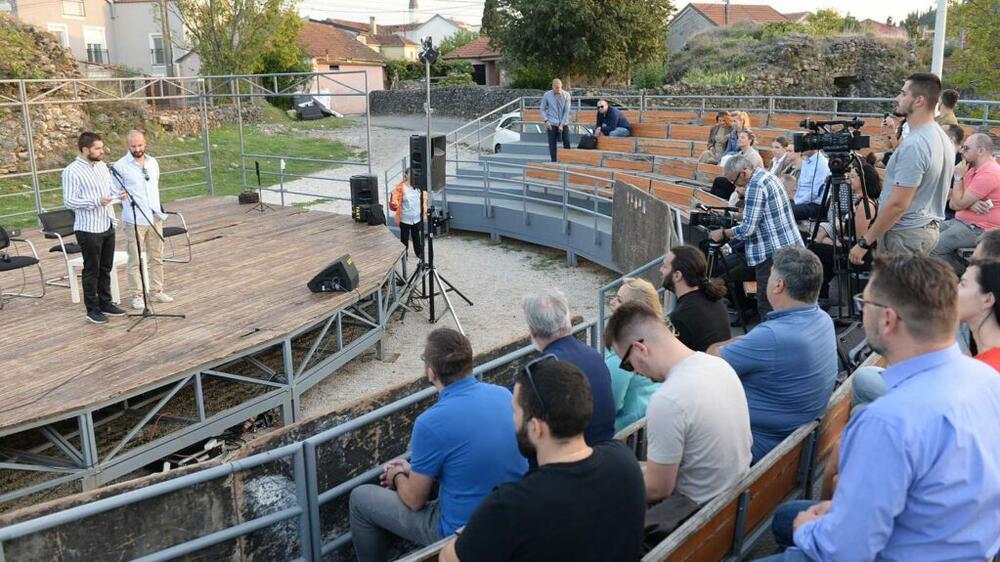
[761,254,1000,561]
[113,130,172,309]
[661,245,730,352]
[439,357,645,562]
[849,73,953,265]
[350,329,526,562]
[62,132,127,324]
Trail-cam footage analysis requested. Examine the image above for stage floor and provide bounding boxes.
[0,197,403,435]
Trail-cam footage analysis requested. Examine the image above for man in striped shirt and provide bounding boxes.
[709,154,804,320]
[62,132,127,324]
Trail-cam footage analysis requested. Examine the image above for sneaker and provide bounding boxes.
[152,291,174,303]
[131,295,145,310]
[101,304,127,316]
[86,311,108,324]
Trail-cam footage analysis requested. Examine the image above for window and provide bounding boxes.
[47,24,70,48]
[62,0,85,17]
[150,34,165,66]
[83,27,107,63]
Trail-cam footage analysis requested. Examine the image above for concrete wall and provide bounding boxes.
[309,62,384,114]
[667,8,714,52]
[109,0,189,76]
[15,0,113,64]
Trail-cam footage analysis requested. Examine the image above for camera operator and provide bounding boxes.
[849,73,953,265]
[709,155,803,320]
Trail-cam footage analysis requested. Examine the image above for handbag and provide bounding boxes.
[578,134,598,150]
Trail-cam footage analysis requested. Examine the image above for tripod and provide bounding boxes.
[247,160,275,214]
[397,208,473,333]
[109,167,185,332]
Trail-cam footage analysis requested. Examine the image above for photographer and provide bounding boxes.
[709,155,803,320]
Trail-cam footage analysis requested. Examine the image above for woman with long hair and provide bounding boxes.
[605,277,663,431]
[700,111,733,164]
[958,259,1000,371]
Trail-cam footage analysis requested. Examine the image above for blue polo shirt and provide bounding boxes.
[410,377,528,537]
[721,305,837,462]
[545,336,616,444]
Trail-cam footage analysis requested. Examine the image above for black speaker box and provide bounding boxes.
[307,254,359,293]
[350,175,378,206]
[409,134,446,192]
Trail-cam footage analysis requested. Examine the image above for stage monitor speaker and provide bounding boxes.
[409,134,446,192]
[350,175,378,206]
[307,254,359,293]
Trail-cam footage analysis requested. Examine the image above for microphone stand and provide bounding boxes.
[109,165,185,332]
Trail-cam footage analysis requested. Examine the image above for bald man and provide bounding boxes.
[113,130,173,309]
[540,78,572,162]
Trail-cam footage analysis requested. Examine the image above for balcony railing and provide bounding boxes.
[86,47,110,64]
[150,48,165,66]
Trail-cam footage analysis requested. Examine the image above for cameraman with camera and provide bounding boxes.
[709,155,803,320]
[849,73,953,265]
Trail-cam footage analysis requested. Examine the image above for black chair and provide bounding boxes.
[0,225,45,309]
[38,209,80,288]
[161,206,191,263]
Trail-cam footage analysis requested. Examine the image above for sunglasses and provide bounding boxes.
[142,167,150,182]
[853,294,902,320]
[519,353,557,419]
[619,338,644,372]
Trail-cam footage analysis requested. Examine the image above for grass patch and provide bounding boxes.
[0,104,357,228]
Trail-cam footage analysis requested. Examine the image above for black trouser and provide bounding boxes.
[399,221,424,261]
[546,126,571,162]
[753,257,774,321]
[76,226,116,314]
[793,202,822,221]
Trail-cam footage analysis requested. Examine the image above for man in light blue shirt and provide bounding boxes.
[539,78,571,162]
[792,150,829,220]
[762,254,1000,562]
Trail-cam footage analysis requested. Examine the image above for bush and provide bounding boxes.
[761,21,806,40]
[681,69,748,88]
[632,60,666,89]
[385,59,475,88]
[508,66,555,89]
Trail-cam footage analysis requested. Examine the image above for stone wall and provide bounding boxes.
[370,86,544,119]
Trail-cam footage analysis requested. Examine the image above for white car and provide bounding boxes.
[493,111,542,153]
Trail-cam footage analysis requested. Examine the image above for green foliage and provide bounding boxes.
[947,0,1000,98]
[482,0,674,85]
[438,29,479,56]
[0,16,76,79]
[805,9,860,36]
[680,69,747,87]
[258,10,311,110]
[507,66,555,89]
[632,59,666,89]
[384,59,474,87]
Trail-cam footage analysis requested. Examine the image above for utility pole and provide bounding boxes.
[159,0,175,77]
[930,0,948,78]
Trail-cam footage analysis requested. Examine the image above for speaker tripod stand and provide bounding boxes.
[396,210,472,334]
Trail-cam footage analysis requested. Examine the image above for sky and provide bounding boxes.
[297,0,941,28]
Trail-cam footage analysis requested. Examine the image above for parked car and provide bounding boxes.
[493,111,542,153]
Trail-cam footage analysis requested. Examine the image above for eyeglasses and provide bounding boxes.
[618,338,644,372]
[519,353,556,419]
[959,145,975,152]
[853,294,902,319]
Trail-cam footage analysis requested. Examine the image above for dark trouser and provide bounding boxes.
[76,226,116,314]
[754,257,774,321]
[793,202,822,221]
[399,221,424,261]
[771,500,820,548]
[547,126,571,162]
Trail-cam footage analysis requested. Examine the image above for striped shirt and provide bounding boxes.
[62,156,117,233]
[730,168,803,266]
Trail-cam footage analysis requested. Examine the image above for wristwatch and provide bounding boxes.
[857,237,873,250]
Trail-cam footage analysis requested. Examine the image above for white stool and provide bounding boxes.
[66,251,147,304]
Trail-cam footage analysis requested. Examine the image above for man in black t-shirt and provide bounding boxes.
[661,245,731,352]
[439,358,645,562]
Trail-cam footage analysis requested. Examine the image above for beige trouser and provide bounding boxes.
[881,222,940,256]
[124,219,164,295]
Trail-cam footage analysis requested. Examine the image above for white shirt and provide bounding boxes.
[401,184,422,225]
[113,153,166,225]
[769,154,786,176]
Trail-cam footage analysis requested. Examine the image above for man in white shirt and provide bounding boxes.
[113,130,172,309]
[792,151,830,220]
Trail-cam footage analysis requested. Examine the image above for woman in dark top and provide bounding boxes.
[662,245,731,352]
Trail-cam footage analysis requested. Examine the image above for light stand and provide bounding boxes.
[247,160,275,214]
[109,166,185,332]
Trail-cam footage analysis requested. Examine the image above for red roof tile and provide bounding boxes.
[442,36,498,60]
[298,20,385,65]
[328,18,370,33]
[359,33,419,47]
[688,3,788,26]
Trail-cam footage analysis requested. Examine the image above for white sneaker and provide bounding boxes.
[131,295,145,310]
[152,291,174,303]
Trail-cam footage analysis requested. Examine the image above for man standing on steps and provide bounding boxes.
[540,78,571,162]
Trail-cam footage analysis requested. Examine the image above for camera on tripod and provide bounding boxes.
[794,118,870,174]
[690,203,738,234]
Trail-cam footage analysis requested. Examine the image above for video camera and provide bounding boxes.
[793,118,870,174]
[690,204,738,232]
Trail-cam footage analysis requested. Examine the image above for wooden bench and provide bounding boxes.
[631,123,671,139]
[597,136,639,152]
[638,139,703,158]
[638,110,702,124]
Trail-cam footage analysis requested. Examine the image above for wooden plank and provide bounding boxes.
[557,150,603,167]
[0,197,403,432]
[657,159,699,180]
[631,123,669,139]
[605,158,655,172]
[663,500,740,562]
[667,125,711,142]
[638,139,696,158]
[597,137,638,153]
[638,110,700,124]
[743,440,806,534]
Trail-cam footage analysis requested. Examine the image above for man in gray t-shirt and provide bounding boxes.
[850,73,954,263]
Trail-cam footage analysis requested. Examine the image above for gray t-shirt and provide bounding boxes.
[646,352,752,504]
[880,121,953,231]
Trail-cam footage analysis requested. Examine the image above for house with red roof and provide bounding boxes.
[297,19,386,114]
[442,35,503,86]
[668,2,789,51]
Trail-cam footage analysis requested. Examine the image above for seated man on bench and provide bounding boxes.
[595,99,632,138]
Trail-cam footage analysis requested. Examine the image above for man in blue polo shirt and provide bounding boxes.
[708,246,837,463]
[349,329,527,562]
[522,288,615,444]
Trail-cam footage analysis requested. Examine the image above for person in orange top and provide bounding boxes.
[388,168,428,261]
[957,258,1000,372]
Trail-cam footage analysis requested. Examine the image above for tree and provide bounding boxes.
[482,0,674,86]
[947,0,1000,97]
[805,9,856,35]
[438,29,479,56]
[173,0,304,75]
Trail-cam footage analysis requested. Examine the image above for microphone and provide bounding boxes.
[255,161,262,187]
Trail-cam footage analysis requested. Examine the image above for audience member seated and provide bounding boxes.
[605,277,662,432]
[958,259,1000,371]
[769,136,800,178]
[594,99,632,138]
[762,254,1000,562]
[931,133,1000,274]
[946,123,965,166]
[661,245,731,352]
[349,329,527,562]
[700,111,733,164]
[935,88,961,127]
[720,130,764,170]
[792,150,831,220]
[439,358,646,562]
[522,288,615,444]
[877,114,908,167]
[722,111,753,157]
[708,247,837,463]
[605,302,751,535]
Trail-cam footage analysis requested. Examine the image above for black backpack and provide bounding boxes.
[578,134,598,150]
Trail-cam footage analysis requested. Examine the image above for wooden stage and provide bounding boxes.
[0,197,403,436]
